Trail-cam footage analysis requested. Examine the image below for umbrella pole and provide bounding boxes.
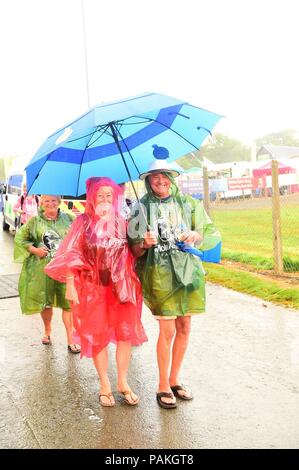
[109,123,150,230]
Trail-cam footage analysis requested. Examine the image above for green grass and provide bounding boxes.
[204,263,299,310]
[212,205,299,272]
[205,202,299,309]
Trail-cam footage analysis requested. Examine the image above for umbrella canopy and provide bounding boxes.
[26,92,222,196]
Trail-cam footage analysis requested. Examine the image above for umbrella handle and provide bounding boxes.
[109,122,151,231]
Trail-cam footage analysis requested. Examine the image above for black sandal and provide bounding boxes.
[156,392,177,409]
[170,384,193,400]
[67,344,81,354]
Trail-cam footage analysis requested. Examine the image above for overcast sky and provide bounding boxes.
[1,0,299,159]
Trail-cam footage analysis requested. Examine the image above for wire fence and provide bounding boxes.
[126,162,299,277]
[207,163,299,277]
[209,188,299,275]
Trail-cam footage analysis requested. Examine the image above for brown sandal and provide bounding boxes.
[99,392,115,407]
[156,392,177,409]
[118,390,139,406]
[41,335,51,345]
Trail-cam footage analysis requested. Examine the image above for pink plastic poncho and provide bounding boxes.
[45,177,147,357]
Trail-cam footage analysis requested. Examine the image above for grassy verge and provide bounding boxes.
[204,262,299,310]
[221,249,299,272]
[212,205,299,272]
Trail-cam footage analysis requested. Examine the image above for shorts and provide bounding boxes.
[154,313,198,320]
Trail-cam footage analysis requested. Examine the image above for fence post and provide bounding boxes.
[272,160,283,274]
[203,166,210,215]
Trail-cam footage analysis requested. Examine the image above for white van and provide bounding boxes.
[2,171,25,231]
[2,178,86,231]
[2,168,86,231]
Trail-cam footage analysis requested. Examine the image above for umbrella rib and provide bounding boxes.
[114,123,142,176]
[86,125,112,148]
[130,115,207,151]
[110,123,150,230]
[113,119,152,126]
[66,125,108,145]
[27,151,54,194]
[75,123,110,195]
[28,125,109,195]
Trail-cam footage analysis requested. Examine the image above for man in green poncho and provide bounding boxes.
[14,195,81,353]
[128,145,221,409]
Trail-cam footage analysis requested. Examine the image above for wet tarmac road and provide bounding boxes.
[0,222,299,449]
[0,228,21,275]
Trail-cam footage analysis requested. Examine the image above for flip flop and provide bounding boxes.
[118,390,139,406]
[41,335,51,345]
[156,392,177,409]
[67,343,81,354]
[99,392,115,407]
[170,384,193,400]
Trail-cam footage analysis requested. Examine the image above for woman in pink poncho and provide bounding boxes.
[45,177,147,406]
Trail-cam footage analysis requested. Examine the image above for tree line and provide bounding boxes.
[176,128,299,167]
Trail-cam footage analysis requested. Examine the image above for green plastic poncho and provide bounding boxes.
[14,208,74,314]
[128,175,221,316]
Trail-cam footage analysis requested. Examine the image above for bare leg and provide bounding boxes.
[116,341,138,404]
[61,309,75,345]
[156,319,176,404]
[93,348,115,405]
[169,316,192,398]
[40,307,53,337]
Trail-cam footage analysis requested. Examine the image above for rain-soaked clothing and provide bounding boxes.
[13,193,39,225]
[14,209,74,314]
[128,176,221,317]
[45,177,147,358]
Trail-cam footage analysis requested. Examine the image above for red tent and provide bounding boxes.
[252,160,299,194]
[252,160,295,177]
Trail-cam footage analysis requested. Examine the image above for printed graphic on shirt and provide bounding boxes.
[154,216,190,254]
[42,230,62,258]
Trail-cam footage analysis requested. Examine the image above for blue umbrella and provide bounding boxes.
[26,92,222,196]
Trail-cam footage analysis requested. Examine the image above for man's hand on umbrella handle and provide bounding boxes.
[181,231,202,245]
[143,230,157,248]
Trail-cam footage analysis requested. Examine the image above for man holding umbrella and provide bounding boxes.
[128,145,221,409]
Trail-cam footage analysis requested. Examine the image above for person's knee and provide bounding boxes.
[42,306,52,313]
[159,322,176,343]
[176,318,191,336]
